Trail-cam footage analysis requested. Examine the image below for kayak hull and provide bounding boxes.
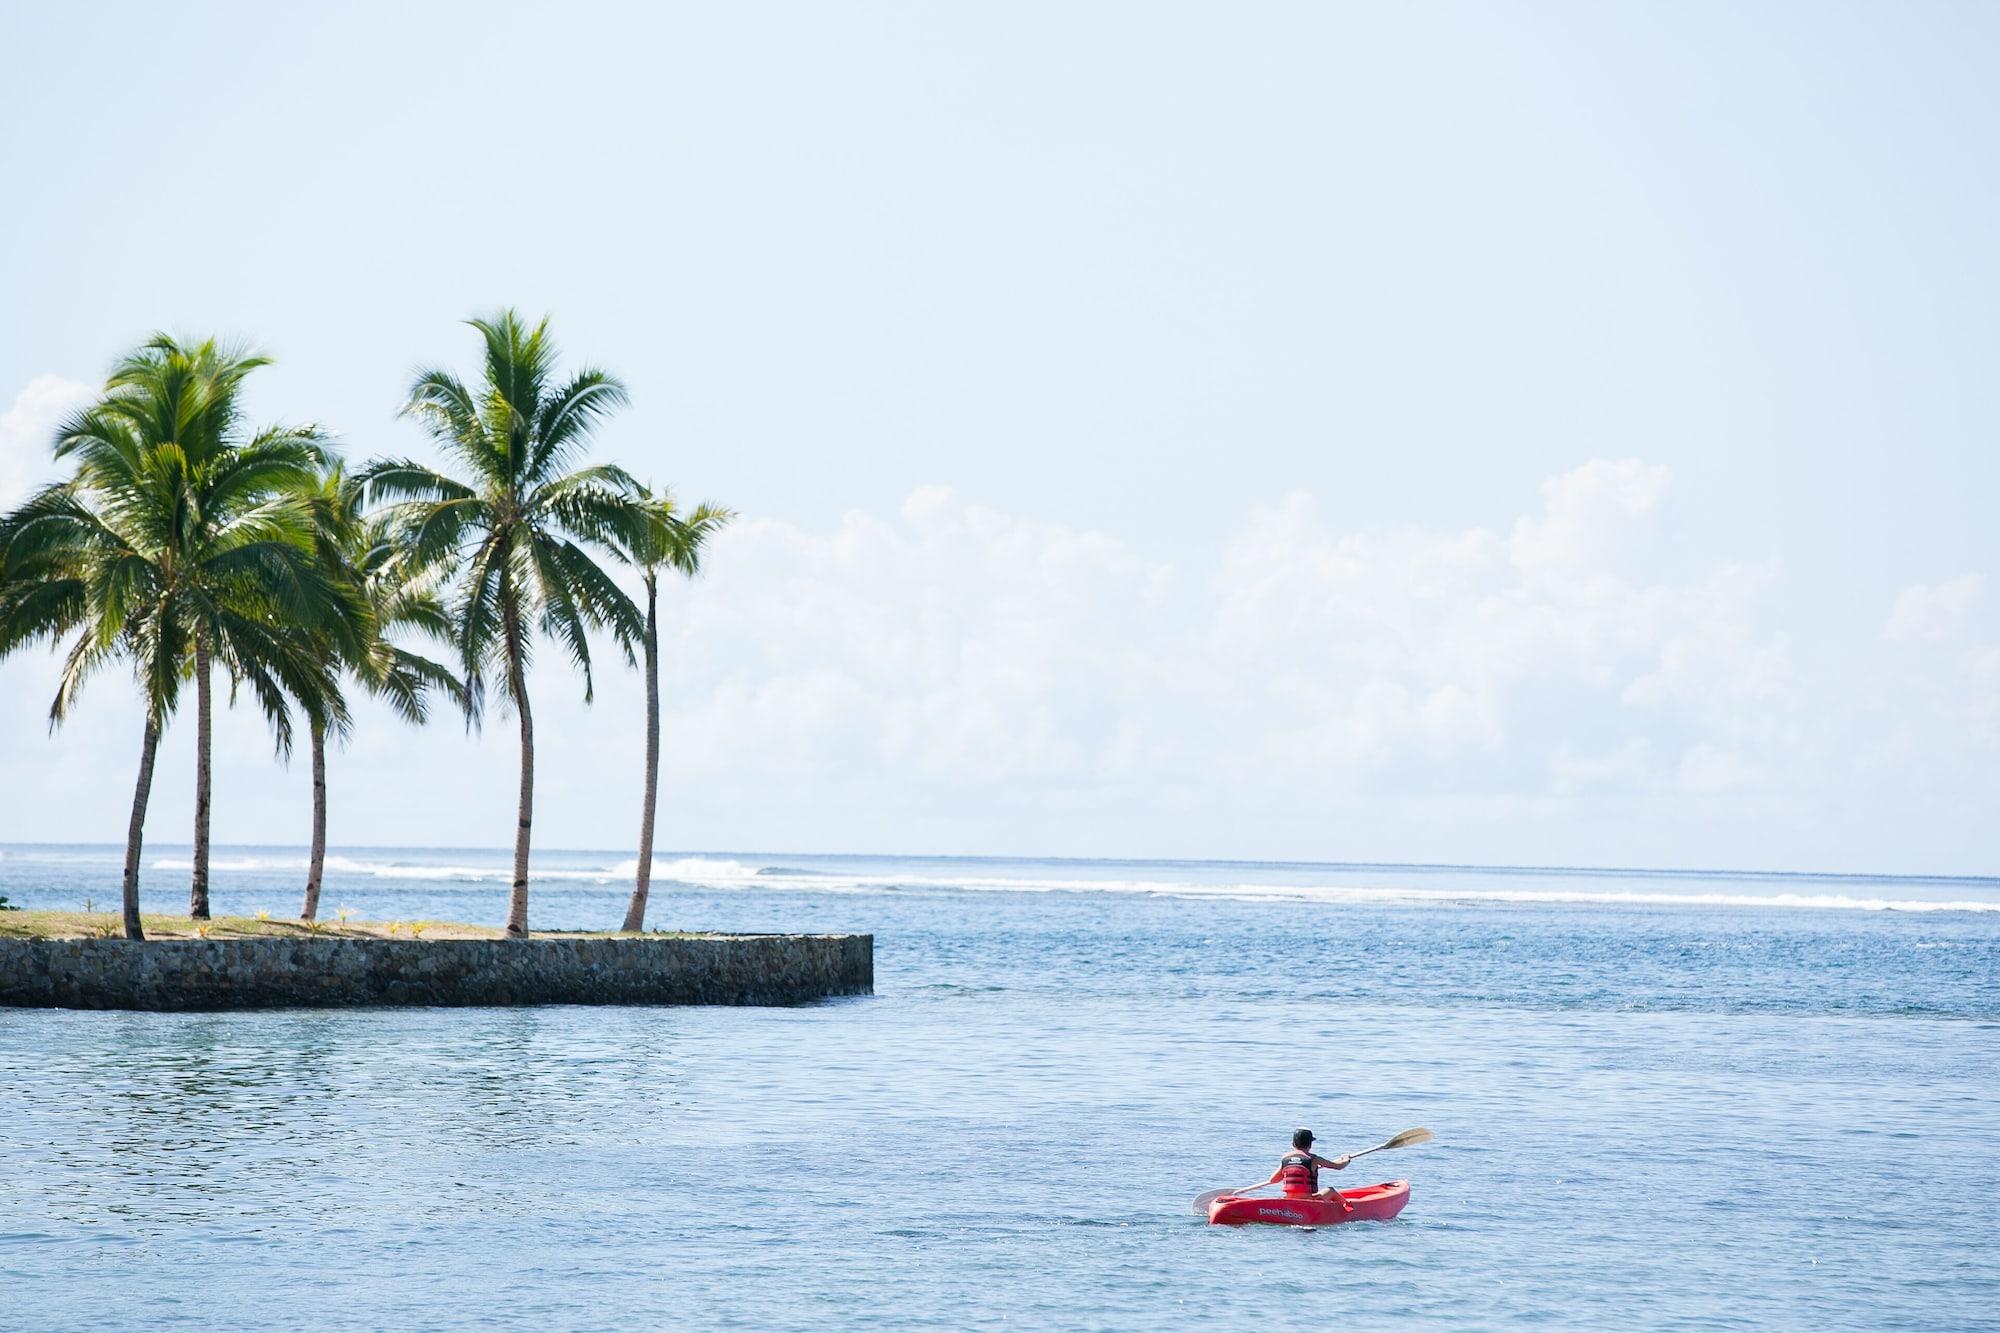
[1207,1179,1410,1227]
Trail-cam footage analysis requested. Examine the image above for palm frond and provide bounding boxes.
[201,426,334,516]
[468,310,554,481]
[228,654,298,757]
[659,502,735,576]
[449,532,512,725]
[525,531,599,699]
[387,644,467,713]
[529,369,629,479]
[537,475,655,557]
[50,621,126,726]
[401,369,505,482]
[0,575,87,657]
[356,458,478,507]
[398,496,488,570]
[52,404,145,484]
[212,607,353,754]
[544,533,644,656]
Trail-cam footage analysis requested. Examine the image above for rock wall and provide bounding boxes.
[0,933,873,1011]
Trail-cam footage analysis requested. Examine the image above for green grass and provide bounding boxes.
[0,911,713,942]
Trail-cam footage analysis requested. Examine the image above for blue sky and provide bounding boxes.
[2,2,1995,872]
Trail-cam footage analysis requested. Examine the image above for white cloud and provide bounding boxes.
[0,376,93,508]
[1195,466,1795,796]
[1675,741,1763,795]
[1508,457,1671,585]
[1884,574,1985,644]
[659,462,1811,807]
[2,456,1993,871]
[1966,646,2000,737]
[661,493,1177,786]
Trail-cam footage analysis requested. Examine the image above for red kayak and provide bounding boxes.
[1207,1180,1410,1227]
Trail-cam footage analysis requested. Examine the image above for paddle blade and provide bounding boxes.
[1191,1188,1236,1216]
[1382,1127,1433,1150]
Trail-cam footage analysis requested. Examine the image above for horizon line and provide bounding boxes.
[1,841,1993,887]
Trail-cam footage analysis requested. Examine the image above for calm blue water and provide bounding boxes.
[2,845,1997,1329]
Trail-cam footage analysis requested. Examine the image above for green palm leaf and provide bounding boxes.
[0,334,364,932]
[355,308,662,936]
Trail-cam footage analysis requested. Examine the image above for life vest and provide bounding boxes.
[1279,1152,1318,1197]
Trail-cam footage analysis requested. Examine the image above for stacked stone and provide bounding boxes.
[0,934,873,1010]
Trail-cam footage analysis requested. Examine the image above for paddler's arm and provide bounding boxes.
[1313,1155,1356,1211]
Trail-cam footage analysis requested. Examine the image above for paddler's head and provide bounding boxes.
[1292,1128,1314,1150]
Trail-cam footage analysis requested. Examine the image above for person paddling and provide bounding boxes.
[1263,1128,1354,1213]
[1194,1126,1431,1220]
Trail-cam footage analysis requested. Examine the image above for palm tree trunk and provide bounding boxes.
[621,572,660,933]
[300,716,327,921]
[502,590,534,939]
[121,717,160,941]
[190,636,213,919]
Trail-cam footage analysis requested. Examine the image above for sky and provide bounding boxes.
[1,1,1995,874]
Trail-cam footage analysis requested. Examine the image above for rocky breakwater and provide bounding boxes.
[0,933,874,1010]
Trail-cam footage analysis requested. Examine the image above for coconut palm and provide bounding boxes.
[295,463,464,921]
[0,488,170,941]
[614,492,732,932]
[361,310,653,937]
[0,335,364,932]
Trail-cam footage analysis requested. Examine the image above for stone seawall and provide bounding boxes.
[0,934,872,1011]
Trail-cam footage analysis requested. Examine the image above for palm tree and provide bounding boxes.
[0,487,173,940]
[362,310,654,937]
[0,335,363,932]
[614,492,732,932]
[295,463,463,921]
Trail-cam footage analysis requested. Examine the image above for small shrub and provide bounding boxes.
[0,893,16,912]
[406,921,428,940]
[305,918,325,936]
[193,924,212,939]
[334,905,355,925]
[254,908,272,922]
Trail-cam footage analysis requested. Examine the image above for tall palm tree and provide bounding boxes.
[362,310,653,937]
[295,463,463,921]
[0,335,363,932]
[0,488,173,941]
[614,492,732,932]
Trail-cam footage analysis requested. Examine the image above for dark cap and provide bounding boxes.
[1292,1128,1315,1149]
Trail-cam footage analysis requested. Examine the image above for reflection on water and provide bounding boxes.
[3,851,1998,1328]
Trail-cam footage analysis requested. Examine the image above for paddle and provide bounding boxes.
[1189,1127,1434,1215]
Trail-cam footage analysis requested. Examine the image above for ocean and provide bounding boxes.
[2,844,1996,1329]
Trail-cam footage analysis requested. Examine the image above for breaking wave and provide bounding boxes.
[57,848,1992,913]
